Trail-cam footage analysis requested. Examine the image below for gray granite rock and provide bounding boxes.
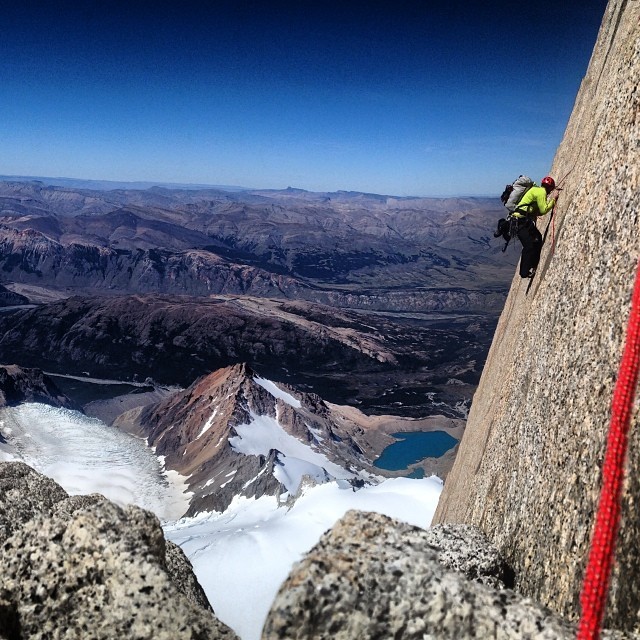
[51,492,105,518]
[165,540,213,612]
[263,510,577,640]
[0,462,236,639]
[433,0,640,632]
[0,498,237,639]
[425,523,513,589]
[0,461,68,543]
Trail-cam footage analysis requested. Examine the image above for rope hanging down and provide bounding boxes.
[577,259,640,640]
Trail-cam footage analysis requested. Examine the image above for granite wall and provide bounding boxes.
[433,0,639,631]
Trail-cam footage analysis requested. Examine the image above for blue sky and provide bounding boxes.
[1,1,608,196]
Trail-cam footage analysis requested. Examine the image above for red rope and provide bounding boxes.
[577,259,640,639]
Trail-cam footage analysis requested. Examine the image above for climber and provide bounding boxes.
[511,176,559,278]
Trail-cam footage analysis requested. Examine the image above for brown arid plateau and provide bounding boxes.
[0,184,512,300]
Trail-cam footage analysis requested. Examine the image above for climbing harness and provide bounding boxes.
[494,216,520,253]
[577,259,640,639]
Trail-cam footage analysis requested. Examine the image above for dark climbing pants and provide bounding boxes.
[516,219,542,278]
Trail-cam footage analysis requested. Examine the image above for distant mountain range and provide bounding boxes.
[0,175,249,192]
[0,177,515,418]
[0,179,514,303]
[0,174,494,197]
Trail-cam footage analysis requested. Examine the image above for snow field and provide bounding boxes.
[165,476,443,640]
[0,403,191,520]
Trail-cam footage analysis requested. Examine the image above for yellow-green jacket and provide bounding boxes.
[512,185,555,218]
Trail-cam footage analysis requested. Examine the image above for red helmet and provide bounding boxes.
[541,176,556,191]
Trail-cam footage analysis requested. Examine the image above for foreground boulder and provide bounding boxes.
[0,462,236,639]
[0,461,69,542]
[263,510,637,639]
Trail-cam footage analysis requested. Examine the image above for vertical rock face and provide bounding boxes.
[434,0,639,632]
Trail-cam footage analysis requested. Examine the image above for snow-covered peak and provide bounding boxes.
[254,376,302,408]
[229,410,353,494]
[118,363,384,516]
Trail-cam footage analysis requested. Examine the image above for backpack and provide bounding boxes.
[495,175,534,252]
[500,175,534,213]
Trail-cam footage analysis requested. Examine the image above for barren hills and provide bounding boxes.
[0,180,512,418]
[0,181,513,306]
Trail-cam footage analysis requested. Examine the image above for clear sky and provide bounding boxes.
[1,1,608,196]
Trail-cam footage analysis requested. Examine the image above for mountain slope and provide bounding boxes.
[117,364,380,514]
[0,293,490,416]
[0,365,74,409]
[0,284,28,307]
[434,1,639,631]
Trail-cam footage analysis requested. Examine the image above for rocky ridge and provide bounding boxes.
[0,226,307,300]
[434,0,639,632]
[0,183,513,312]
[0,293,487,416]
[0,365,74,409]
[0,223,508,313]
[0,461,236,639]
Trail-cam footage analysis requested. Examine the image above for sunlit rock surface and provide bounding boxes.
[434,0,640,631]
[0,462,236,640]
[264,510,577,640]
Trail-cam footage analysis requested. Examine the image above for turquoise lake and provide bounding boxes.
[374,431,458,471]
